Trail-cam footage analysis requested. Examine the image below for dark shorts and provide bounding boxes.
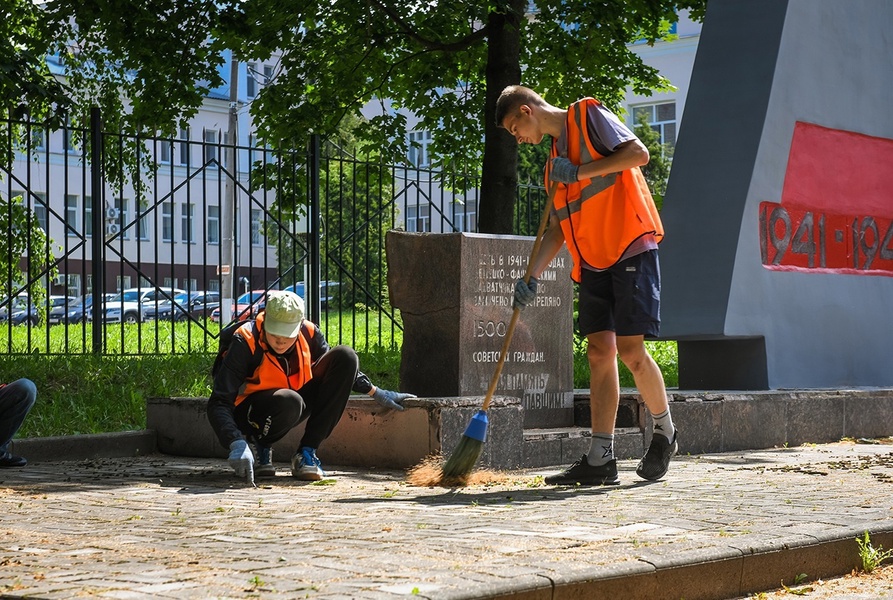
[577,249,661,338]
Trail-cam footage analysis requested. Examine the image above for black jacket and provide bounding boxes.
[207,319,373,447]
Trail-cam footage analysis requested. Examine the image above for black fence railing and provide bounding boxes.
[0,112,547,355]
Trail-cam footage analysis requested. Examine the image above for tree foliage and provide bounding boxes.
[252,113,396,308]
[1,195,56,314]
[3,0,707,233]
[634,113,674,210]
[231,0,707,231]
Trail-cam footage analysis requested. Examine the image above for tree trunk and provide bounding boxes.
[478,1,524,234]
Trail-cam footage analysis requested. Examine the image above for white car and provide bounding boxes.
[104,287,186,323]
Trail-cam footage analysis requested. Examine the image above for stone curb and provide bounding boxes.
[10,429,157,463]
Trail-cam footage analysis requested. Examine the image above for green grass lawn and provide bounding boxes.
[1,315,677,438]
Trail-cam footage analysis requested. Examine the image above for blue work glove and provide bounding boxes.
[550,157,579,184]
[371,387,415,411]
[228,439,255,485]
[513,277,538,310]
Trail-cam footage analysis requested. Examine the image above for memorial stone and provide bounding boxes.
[660,0,893,389]
[386,231,575,428]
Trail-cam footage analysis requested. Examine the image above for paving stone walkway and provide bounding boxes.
[1,441,892,599]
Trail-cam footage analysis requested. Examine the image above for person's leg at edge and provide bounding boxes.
[616,335,673,438]
[544,265,623,486]
[291,345,359,480]
[543,331,621,486]
[618,335,678,480]
[0,378,38,467]
[587,330,621,465]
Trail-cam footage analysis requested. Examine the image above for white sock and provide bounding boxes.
[652,409,676,442]
[586,434,615,466]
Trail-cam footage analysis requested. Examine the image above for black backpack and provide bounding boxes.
[211,318,262,377]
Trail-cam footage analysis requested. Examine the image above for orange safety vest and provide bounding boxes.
[234,312,315,406]
[548,98,664,280]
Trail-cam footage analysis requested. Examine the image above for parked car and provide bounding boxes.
[210,290,267,324]
[104,287,186,323]
[285,280,342,308]
[149,291,221,321]
[0,294,39,326]
[61,293,117,323]
[47,295,79,325]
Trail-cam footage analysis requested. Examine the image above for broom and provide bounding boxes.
[440,184,558,481]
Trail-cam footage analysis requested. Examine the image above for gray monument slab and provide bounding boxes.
[387,231,575,428]
[668,399,723,455]
[721,396,786,452]
[786,393,845,446]
[660,0,893,389]
[844,393,893,440]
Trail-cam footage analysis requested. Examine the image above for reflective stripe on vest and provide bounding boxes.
[234,312,314,406]
[548,98,664,279]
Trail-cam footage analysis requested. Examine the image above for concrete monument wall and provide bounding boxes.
[660,0,893,389]
[386,231,575,428]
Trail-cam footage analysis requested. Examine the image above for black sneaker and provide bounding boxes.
[255,445,275,478]
[636,431,678,481]
[544,455,620,486]
[0,452,27,468]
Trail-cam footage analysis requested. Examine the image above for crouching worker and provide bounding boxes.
[208,290,415,483]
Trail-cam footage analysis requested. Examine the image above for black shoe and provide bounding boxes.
[636,431,678,481]
[0,452,27,468]
[544,455,620,486]
[255,446,276,478]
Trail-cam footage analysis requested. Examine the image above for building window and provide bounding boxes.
[407,130,432,168]
[632,101,677,149]
[178,128,190,165]
[30,127,46,151]
[246,62,257,97]
[203,129,219,165]
[63,119,78,154]
[208,205,220,244]
[116,275,131,291]
[454,199,477,233]
[65,195,78,236]
[250,209,263,246]
[66,273,81,297]
[33,193,48,232]
[406,204,431,232]
[249,134,274,164]
[136,202,150,241]
[84,195,93,237]
[162,202,174,242]
[114,198,129,239]
[160,138,173,164]
[263,65,273,86]
[181,203,194,243]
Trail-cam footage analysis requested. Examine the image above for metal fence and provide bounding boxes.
[0,111,547,355]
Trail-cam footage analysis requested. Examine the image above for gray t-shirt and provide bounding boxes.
[554,101,658,271]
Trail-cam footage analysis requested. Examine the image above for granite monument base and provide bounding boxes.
[147,395,523,470]
[144,389,893,470]
[386,231,575,429]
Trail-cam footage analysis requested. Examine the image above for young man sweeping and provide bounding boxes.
[496,85,677,485]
